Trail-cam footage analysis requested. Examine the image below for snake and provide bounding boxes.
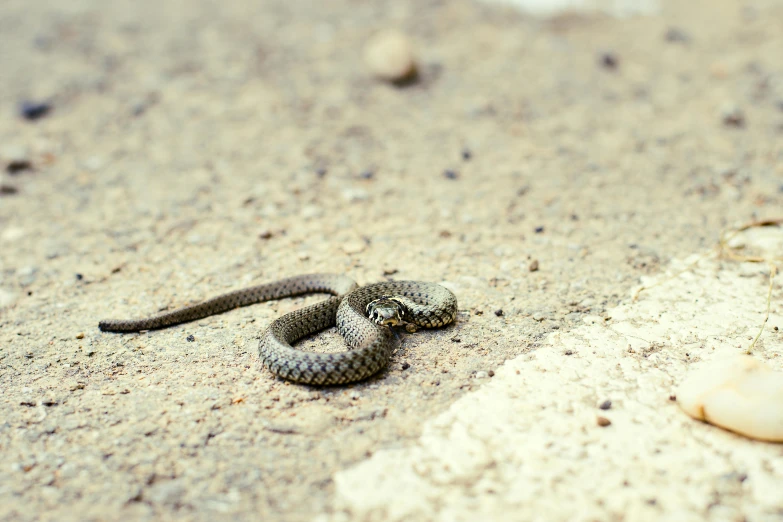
[98,274,458,385]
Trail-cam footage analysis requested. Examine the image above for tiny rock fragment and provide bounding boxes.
[665,27,690,43]
[20,101,52,121]
[599,399,612,410]
[382,267,398,276]
[677,355,783,442]
[186,334,195,342]
[720,103,745,127]
[599,52,618,70]
[401,362,410,370]
[258,229,273,240]
[475,371,488,379]
[528,259,539,272]
[75,332,85,340]
[597,416,612,427]
[364,30,417,83]
[342,240,366,254]
[3,144,32,174]
[443,170,458,180]
[494,309,503,317]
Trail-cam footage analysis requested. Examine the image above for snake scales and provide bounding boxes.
[99,274,458,385]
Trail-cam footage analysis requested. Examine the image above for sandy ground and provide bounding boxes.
[1,0,782,520]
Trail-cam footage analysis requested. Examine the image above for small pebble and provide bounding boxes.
[6,160,32,174]
[75,273,84,281]
[677,355,783,442]
[488,370,495,377]
[401,362,410,370]
[359,170,374,179]
[720,103,745,127]
[20,101,52,121]
[461,148,472,161]
[599,399,612,410]
[534,226,544,234]
[475,371,489,379]
[528,260,539,272]
[364,30,417,83]
[494,309,503,317]
[342,240,366,255]
[599,52,618,70]
[2,145,32,173]
[597,416,612,427]
[0,185,18,195]
[443,170,458,180]
[665,27,690,43]
[75,332,84,340]
[382,268,398,276]
[258,230,273,240]
[350,391,361,400]
[186,335,195,342]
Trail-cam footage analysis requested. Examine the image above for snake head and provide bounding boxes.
[366,297,407,327]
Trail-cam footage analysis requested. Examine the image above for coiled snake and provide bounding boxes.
[99,274,457,385]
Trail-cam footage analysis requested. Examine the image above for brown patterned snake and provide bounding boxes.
[99,274,458,385]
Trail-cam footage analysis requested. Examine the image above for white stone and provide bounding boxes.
[363,30,417,82]
[677,355,783,442]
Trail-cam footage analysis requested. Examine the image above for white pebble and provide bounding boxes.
[341,241,366,255]
[475,371,489,379]
[677,355,783,442]
[363,30,417,82]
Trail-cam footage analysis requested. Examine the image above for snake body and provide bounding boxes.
[99,274,457,385]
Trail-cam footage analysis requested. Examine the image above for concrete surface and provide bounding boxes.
[1,0,782,521]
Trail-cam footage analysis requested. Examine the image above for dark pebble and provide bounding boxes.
[186,334,195,342]
[75,273,84,281]
[669,394,677,401]
[20,101,52,121]
[599,399,612,410]
[461,148,472,161]
[599,52,618,70]
[360,170,374,179]
[494,309,503,317]
[451,337,461,343]
[474,310,483,315]
[259,230,273,240]
[401,362,410,370]
[6,160,33,174]
[665,27,690,43]
[0,185,18,195]
[534,226,544,234]
[443,170,458,180]
[488,370,494,377]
